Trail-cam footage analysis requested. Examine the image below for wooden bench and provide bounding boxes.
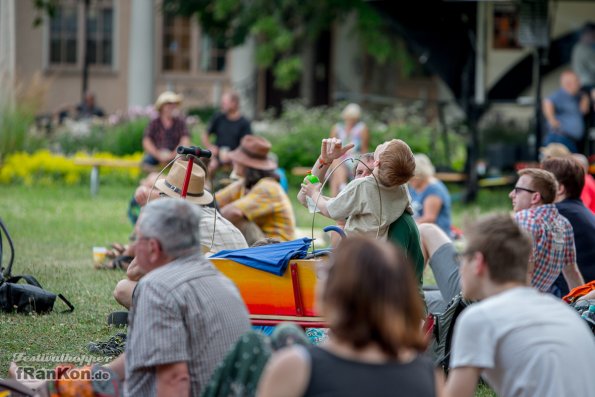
[73,158,141,196]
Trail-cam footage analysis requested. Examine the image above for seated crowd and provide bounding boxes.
[5,95,595,397]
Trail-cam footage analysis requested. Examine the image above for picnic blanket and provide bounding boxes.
[210,238,313,276]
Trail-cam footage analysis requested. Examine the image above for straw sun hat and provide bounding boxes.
[154,91,183,111]
[154,158,213,205]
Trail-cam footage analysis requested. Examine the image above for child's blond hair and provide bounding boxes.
[376,139,415,187]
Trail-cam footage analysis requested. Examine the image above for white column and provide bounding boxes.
[127,0,155,108]
[229,38,256,119]
[0,0,16,109]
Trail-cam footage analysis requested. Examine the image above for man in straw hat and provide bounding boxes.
[216,135,296,245]
[113,157,248,309]
[142,91,191,170]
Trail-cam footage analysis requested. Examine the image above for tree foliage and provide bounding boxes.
[163,0,399,89]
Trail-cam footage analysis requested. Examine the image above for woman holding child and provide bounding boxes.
[258,236,442,397]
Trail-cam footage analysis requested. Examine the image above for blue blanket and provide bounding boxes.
[210,238,313,276]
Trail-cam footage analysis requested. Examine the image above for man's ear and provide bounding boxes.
[373,159,380,169]
[556,183,566,200]
[531,191,543,206]
[149,239,162,262]
[473,252,488,277]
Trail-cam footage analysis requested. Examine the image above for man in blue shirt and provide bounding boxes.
[542,70,589,153]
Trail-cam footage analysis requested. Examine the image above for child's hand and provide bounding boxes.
[321,138,355,163]
[301,181,321,198]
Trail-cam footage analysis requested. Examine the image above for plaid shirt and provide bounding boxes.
[215,178,296,241]
[514,204,577,292]
[144,117,189,151]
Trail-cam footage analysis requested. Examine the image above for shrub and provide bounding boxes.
[102,118,148,155]
[259,100,467,178]
[52,118,149,156]
[0,150,143,187]
[0,107,36,163]
[0,73,49,162]
[187,106,218,125]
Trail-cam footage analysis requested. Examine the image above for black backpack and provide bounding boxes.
[0,218,74,314]
[428,292,472,373]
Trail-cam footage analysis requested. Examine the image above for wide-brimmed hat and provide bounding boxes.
[154,158,213,205]
[229,135,277,171]
[540,143,571,159]
[155,91,183,111]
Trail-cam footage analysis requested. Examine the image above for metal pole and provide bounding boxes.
[81,0,90,100]
[533,47,543,161]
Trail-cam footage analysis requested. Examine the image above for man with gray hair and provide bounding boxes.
[107,198,251,396]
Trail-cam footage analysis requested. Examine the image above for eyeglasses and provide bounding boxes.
[513,186,536,194]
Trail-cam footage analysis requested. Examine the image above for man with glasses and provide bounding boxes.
[510,168,584,293]
[420,168,583,313]
[444,214,595,397]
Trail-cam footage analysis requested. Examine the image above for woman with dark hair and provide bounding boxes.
[257,236,442,397]
[215,135,296,245]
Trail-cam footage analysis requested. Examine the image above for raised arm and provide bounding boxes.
[312,138,355,181]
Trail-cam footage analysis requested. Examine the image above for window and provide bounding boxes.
[162,13,191,72]
[159,10,227,74]
[86,2,113,66]
[49,2,78,65]
[493,3,521,49]
[200,34,226,72]
[48,0,114,67]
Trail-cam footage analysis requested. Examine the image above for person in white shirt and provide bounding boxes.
[444,213,595,397]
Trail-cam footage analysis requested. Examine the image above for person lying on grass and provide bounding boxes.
[298,138,415,239]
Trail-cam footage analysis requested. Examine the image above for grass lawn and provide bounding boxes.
[0,183,509,395]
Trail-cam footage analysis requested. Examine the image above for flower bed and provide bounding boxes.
[0,150,143,186]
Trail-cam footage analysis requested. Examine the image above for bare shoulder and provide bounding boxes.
[257,346,310,397]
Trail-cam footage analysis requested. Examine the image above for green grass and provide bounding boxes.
[0,183,507,395]
[0,185,135,377]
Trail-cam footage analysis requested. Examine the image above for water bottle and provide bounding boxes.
[303,171,321,213]
[304,171,320,185]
